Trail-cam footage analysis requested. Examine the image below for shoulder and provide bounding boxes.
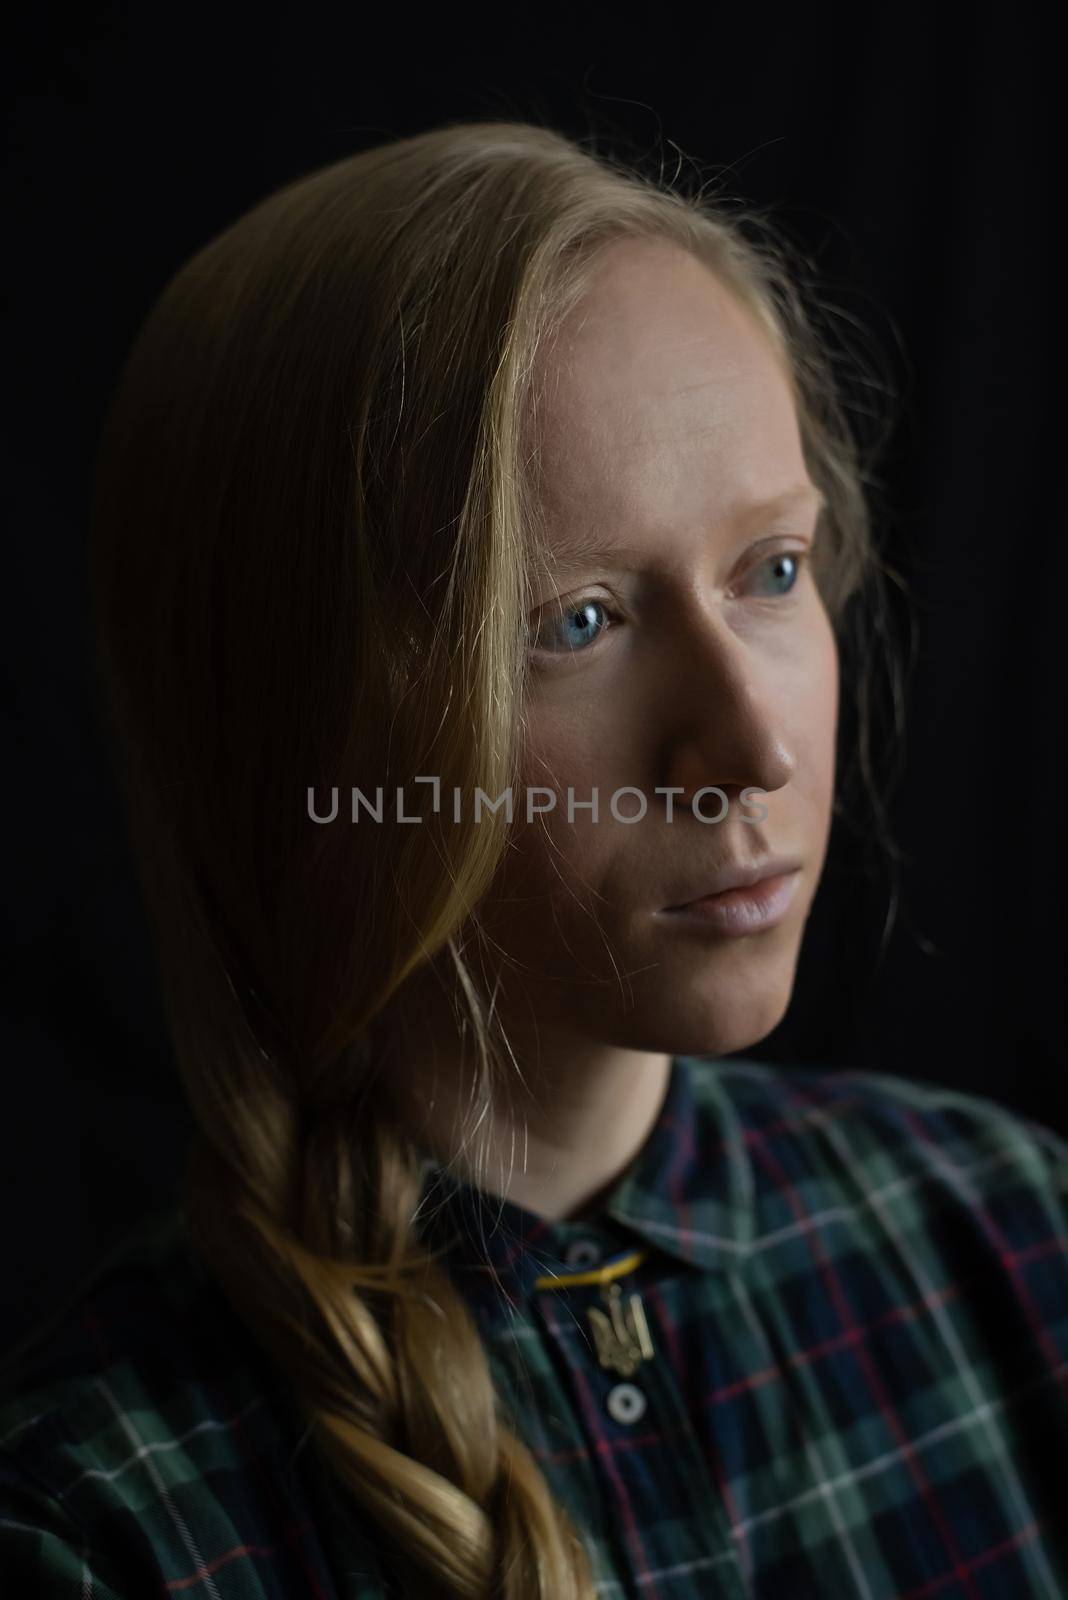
[703,1052,1068,1200]
[692,1053,1068,1344]
[0,1206,388,1597]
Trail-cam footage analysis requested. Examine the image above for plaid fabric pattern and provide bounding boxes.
[2,1053,1067,1597]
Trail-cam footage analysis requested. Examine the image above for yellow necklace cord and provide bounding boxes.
[532,1246,648,1292]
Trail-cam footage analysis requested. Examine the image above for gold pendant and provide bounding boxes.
[586,1280,655,1377]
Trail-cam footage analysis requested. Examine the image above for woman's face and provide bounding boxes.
[475,236,839,1060]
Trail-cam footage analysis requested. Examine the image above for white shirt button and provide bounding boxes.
[564,1238,602,1269]
[606,1382,647,1425]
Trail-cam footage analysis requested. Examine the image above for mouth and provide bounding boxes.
[657,866,802,936]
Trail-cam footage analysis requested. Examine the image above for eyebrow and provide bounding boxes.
[530,482,827,578]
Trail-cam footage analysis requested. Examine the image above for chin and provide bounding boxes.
[625,946,798,1058]
[669,1005,786,1059]
[577,967,793,1060]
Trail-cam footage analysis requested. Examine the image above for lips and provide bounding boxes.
[662,854,803,911]
[658,867,802,935]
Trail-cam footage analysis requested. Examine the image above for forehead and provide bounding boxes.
[531,238,809,554]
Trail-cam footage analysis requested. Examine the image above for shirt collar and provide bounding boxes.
[412,1054,755,1322]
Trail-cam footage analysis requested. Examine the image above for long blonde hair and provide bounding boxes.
[87,119,898,1598]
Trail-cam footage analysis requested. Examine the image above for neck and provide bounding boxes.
[374,965,673,1223]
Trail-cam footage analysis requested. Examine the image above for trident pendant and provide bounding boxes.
[586,1281,655,1377]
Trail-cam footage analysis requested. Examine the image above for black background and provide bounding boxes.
[3,4,1062,1350]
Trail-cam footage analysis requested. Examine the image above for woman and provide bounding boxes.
[2,120,1066,1599]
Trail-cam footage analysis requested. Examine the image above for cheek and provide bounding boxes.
[474,815,607,986]
[521,692,625,789]
[816,623,840,779]
[794,629,840,875]
[511,702,625,871]
[794,605,839,775]
[473,723,615,966]
[500,789,607,905]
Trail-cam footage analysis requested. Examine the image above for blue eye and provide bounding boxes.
[532,598,612,654]
[749,551,804,597]
[530,551,807,657]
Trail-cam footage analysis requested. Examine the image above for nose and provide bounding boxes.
[657,608,797,807]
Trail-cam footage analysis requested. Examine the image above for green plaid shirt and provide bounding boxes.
[3,1054,1068,1597]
